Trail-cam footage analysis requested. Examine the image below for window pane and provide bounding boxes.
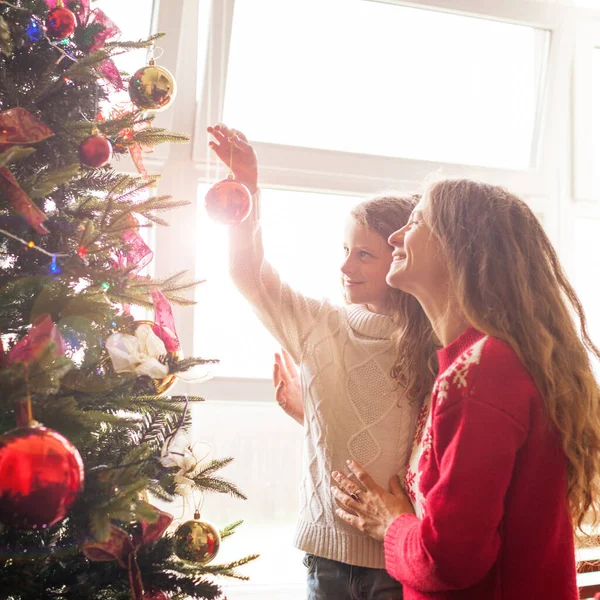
[195,186,359,378]
[183,401,305,591]
[94,0,156,77]
[593,48,600,197]
[572,217,600,375]
[223,0,549,169]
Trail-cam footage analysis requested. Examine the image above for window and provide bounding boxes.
[194,186,359,378]
[95,0,157,78]
[146,1,594,597]
[223,0,550,169]
[574,23,600,202]
[593,48,600,198]
[573,216,600,374]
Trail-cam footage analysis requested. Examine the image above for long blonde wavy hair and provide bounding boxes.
[349,195,438,404]
[426,178,600,532]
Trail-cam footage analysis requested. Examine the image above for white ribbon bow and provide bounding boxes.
[160,428,211,496]
[105,323,169,379]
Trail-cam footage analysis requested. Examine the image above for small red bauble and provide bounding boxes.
[79,134,113,168]
[0,423,84,529]
[205,179,252,225]
[45,6,76,40]
[143,589,169,600]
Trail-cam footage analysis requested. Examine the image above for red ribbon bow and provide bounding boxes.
[1,314,66,426]
[82,505,173,600]
[115,215,181,352]
[43,0,124,89]
[0,108,55,233]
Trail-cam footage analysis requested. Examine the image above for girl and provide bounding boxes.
[332,178,600,600]
[208,123,437,600]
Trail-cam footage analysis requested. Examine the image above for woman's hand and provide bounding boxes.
[331,460,415,542]
[207,123,258,194]
[273,348,304,425]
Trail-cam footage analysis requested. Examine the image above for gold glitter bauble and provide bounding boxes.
[174,513,220,564]
[128,62,176,112]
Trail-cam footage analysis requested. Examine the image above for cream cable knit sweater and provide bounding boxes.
[228,190,419,568]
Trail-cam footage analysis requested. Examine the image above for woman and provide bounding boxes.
[332,178,600,599]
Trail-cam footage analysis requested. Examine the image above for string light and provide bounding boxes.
[0,228,69,259]
[50,255,61,274]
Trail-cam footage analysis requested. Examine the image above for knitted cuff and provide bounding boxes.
[384,514,419,576]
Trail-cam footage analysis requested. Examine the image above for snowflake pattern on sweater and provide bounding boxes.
[404,336,488,518]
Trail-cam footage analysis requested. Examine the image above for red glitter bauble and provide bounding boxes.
[78,134,113,168]
[143,589,169,600]
[45,6,76,40]
[0,424,84,529]
[205,179,252,225]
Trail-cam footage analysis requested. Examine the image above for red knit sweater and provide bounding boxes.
[384,328,578,600]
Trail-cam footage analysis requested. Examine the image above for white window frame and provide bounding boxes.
[192,0,571,197]
[574,16,600,203]
[155,0,578,395]
[137,1,600,595]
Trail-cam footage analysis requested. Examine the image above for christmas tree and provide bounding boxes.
[0,1,257,598]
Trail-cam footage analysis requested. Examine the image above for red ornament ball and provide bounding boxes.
[0,423,84,529]
[205,179,252,225]
[143,589,169,600]
[79,134,113,168]
[45,6,76,39]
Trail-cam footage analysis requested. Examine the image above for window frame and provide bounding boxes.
[179,0,577,396]
[574,17,600,203]
[107,0,600,595]
[192,0,571,198]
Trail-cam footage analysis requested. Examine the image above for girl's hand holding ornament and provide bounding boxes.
[207,124,258,194]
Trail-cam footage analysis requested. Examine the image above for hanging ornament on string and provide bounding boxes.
[0,320,84,529]
[0,413,84,529]
[205,137,252,225]
[79,127,113,168]
[45,0,76,40]
[128,47,176,112]
[174,509,220,564]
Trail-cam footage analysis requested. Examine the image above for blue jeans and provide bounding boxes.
[304,553,404,600]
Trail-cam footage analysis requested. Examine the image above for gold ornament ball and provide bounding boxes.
[128,62,177,112]
[174,514,220,564]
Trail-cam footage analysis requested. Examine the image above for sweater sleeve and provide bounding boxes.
[384,359,531,591]
[228,189,328,363]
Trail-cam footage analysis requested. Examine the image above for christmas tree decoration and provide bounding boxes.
[143,588,169,600]
[45,2,76,40]
[78,130,113,168]
[24,16,45,44]
[105,320,182,395]
[0,167,50,233]
[0,0,256,595]
[0,423,84,529]
[0,15,12,57]
[0,107,55,153]
[128,59,177,112]
[83,505,173,600]
[174,511,221,564]
[205,178,252,225]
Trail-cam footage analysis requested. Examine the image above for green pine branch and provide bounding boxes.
[219,520,244,540]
